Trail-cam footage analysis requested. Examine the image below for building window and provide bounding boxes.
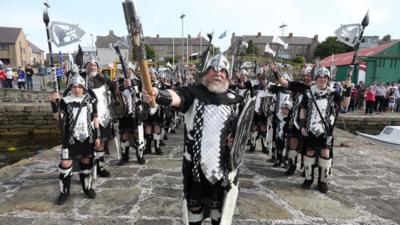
[0,44,10,50]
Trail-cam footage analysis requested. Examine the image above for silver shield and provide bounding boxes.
[230,96,256,170]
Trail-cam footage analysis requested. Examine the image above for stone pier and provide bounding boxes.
[0,128,400,225]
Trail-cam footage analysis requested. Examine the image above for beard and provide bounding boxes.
[202,76,229,94]
[88,71,97,77]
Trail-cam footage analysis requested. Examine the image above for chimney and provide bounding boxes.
[313,35,318,41]
[257,32,262,37]
[156,34,160,38]
[288,33,293,38]
[109,30,114,35]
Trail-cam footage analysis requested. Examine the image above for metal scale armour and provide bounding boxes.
[92,85,111,127]
[200,104,232,184]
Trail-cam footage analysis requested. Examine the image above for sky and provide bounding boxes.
[2,0,400,54]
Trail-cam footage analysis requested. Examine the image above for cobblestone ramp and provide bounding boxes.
[0,128,399,225]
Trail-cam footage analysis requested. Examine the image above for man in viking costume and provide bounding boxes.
[266,72,292,167]
[50,75,99,205]
[299,67,351,193]
[273,64,313,175]
[143,54,246,225]
[143,67,163,155]
[85,59,114,177]
[249,67,271,154]
[117,65,146,164]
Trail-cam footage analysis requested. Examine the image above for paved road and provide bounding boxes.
[0,128,399,225]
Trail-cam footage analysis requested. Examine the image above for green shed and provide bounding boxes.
[320,41,400,86]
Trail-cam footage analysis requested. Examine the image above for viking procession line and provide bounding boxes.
[7,0,397,224]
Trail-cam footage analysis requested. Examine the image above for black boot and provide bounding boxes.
[80,162,96,199]
[154,133,163,155]
[317,167,329,193]
[273,152,283,167]
[56,165,72,205]
[96,155,110,178]
[117,146,129,165]
[285,159,296,176]
[144,134,152,155]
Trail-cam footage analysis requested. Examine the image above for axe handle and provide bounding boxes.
[138,59,156,107]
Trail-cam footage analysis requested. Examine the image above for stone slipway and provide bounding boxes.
[0,128,399,225]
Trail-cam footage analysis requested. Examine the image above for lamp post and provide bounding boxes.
[180,13,185,64]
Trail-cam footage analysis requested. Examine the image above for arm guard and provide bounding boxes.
[156,89,173,106]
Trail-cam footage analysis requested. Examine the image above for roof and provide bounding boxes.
[28,41,44,53]
[143,36,209,46]
[96,31,128,49]
[320,41,399,67]
[0,27,22,43]
[232,35,318,45]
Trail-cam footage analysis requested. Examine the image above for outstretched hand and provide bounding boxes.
[142,87,158,104]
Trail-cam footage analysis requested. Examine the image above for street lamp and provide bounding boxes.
[279,23,287,37]
[90,33,95,57]
[180,13,186,64]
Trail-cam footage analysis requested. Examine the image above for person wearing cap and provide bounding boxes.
[298,66,351,193]
[143,54,244,225]
[273,63,313,175]
[50,75,100,205]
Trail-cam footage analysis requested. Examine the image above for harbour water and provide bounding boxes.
[0,135,59,168]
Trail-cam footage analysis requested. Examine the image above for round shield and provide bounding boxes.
[230,97,256,170]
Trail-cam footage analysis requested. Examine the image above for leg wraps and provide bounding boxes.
[250,131,258,146]
[210,209,222,222]
[153,133,161,148]
[287,149,298,165]
[58,164,72,194]
[79,162,93,191]
[260,131,267,148]
[318,156,332,183]
[188,209,203,223]
[95,151,106,170]
[120,139,130,160]
[303,155,316,181]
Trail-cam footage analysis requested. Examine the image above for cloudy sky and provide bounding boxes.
[2,0,399,53]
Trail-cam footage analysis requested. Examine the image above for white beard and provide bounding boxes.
[202,77,229,94]
[89,72,97,77]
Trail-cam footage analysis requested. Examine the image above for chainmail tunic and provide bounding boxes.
[200,104,232,184]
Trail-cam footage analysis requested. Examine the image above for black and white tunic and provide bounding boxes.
[177,84,243,209]
[60,93,97,158]
[300,85,341,149]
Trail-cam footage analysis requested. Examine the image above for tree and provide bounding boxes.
[131,44,156,61]
[314,37,353,59]
[246,40,258,55]
[145,44,156,60]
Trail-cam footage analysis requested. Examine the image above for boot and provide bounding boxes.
[144,134,152,155]
[302,155,316,189]
[286,150,298,176]
[285,159,296,176]
[153,133,163,155]
[95,152,110,177]
[273,151,283,167]
[56,165,72,205]
[316,157,332,194]
[79,163,96,199]
[117,140,129,166]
